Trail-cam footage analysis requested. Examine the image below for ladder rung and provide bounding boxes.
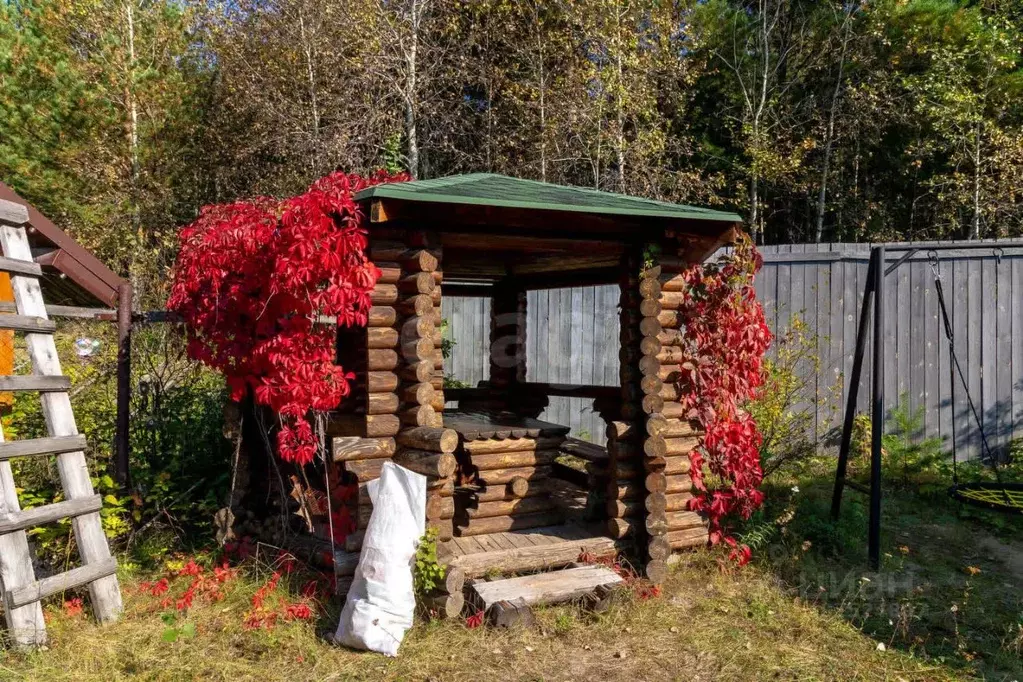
[0,376,70,392]
[7,556,118,610]
[0,495,102,535]
[0,315,55,333]
[0,435,87,460]
[0,256,42,278]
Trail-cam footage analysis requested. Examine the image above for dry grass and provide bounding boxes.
[0,553,968,682]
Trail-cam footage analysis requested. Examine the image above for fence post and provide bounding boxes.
[868,244,885,570]
[115,283,132,490]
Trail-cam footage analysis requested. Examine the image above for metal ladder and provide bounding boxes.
[0,200,121,646]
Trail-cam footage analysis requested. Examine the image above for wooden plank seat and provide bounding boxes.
[442,522,617,578]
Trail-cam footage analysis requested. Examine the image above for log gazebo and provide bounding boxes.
[328,173,741,598]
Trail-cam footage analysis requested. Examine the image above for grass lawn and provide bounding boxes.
[0,465,1020,681]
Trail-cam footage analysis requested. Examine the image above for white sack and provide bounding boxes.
[334,461,426,656]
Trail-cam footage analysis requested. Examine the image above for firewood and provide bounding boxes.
[639,298,661,317]
[648,535,672,561]
[476,465,552,486]
[640,375,663,396]
[397,294,434,317]
[401,382,436,406]
[367,371,399,393]
[400,404,436,427]
[374,262,401,285]
[664,510,706,532]
[429,517,454,541]
[400,361,433,383]
[639,278,661,300]
[396,426,458,453]
[400,249,440,273]
[368,306,397,327]
[366,392,399,415]
[367,348,398,371]
[425,494,456,521]
[468,478,548,502]
[656,346,684,364]
[606,499,642,518]
[454,510,563,537]
[345,458,385,483]
[645,559,668,584]
[430,391,445,412]
[661,402,685,420]
[332,436,396,462]
[438,565,465,595]
[465,496,555,519]
[657,308,682,328]
[639,316,662,337]
[398,272,435,294]
[424,591,464,619]
[642,394,664,415]
[401,337,434,363]
[645,472,667,494]
[606,516,636,539]
[639,336,661,356]
[667,526,709,549]
[659,290,686,309]
[644,437,667,459]
[488,598,535,629]
[462,436,563,455]
[401,314,434,339]
[392,450,457,478]
[469,449,558,471]
[365,413,401,437]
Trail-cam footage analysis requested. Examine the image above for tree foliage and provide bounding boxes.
[2,0,1023,298]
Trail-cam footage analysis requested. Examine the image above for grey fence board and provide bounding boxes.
[442,240,1022,455]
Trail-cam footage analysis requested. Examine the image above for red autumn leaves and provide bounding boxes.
[168,171,409,464]
[673,235,772,564]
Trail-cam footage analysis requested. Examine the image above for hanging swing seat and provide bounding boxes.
[949,482,1023,514]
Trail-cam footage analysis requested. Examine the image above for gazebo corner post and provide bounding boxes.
[392,230,455,543]
[115,281,132,490]
[604,248,649,566]
[636,247,670,583]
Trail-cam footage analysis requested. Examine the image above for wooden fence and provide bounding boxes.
[443,239,1023,456]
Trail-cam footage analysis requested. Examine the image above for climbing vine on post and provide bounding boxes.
[168,171,409,465]
[674,234,771,564]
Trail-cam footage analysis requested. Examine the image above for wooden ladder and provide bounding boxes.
[0,201,121,646]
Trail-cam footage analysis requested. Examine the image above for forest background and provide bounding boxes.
[2,0,1023,304]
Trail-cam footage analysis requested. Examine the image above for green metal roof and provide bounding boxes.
[355,173,741,223]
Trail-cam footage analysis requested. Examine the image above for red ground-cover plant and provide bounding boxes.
[168,171,409,465]
[670,234,772,564]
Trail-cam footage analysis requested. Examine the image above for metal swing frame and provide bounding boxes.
[830,240,1023,570]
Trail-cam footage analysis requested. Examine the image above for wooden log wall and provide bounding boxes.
[639,251,711,574]
[605,252,645,549]
[333,233,454,552]
[453,432,566,536]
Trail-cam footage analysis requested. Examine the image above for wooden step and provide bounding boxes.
[447,529,617,577]
[0,376,70,392]
[0,495,102,535]
[0,435,87,460]
[470,565,623,611]
[7,556,118,610]
[0,256,42,277]
[0,315,56,333]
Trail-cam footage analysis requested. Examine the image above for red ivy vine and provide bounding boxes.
[168,171,409,465]
[672,234,772,564]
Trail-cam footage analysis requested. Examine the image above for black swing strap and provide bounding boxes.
[928,252,1007,492]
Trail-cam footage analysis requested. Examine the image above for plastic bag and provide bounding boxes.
[334,461,426,656]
